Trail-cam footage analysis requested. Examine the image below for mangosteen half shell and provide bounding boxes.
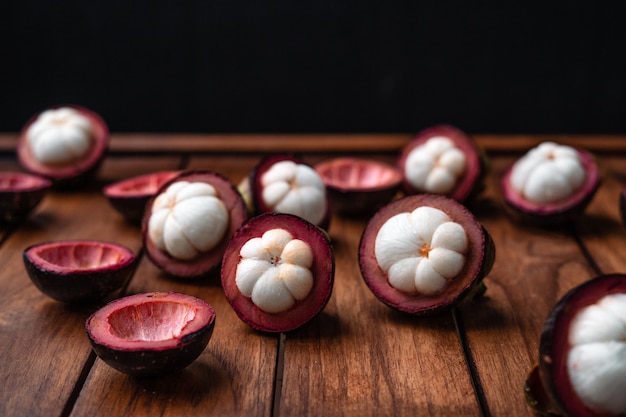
[17,105,109,186]
[358,194,495,315]
[221,212,334,333]
[527,273,626,417]
[143,170,248,279]
[86,292,216,376]
[501,141,600,224]
[103,170,181,225]
[248,154,332,230]
[23,240,140,304]
[0,171,51,226]
[397,125,488,202]
[314,157,402,217]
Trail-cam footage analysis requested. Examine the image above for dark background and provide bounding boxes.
[2,2,626,134]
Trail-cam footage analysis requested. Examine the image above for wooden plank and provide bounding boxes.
[459,157,598,416]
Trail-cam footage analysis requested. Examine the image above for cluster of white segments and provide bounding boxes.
[567,293,626,415]
[374,206,468,295]
[26,107,94,166]
[404,137,466,194]
[509,142,586,204]
[235,228,314,313]
[261,160,326,226]
[148,181,229,260]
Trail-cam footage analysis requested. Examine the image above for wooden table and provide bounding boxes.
[1,134,625,417]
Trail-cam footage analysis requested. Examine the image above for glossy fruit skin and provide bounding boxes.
[221,212,335,333]
[397,125,488,202]
[86,292,216,376]
[0,172,51,226]
[17,104,109,187]
[358,194,495,315]
[315,157,402,217]
[142,170,248,279]
[23,240,140,304]
[501,146,600,225]
[538,274,626,417]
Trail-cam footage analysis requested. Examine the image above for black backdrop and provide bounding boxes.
[3,2,626,134]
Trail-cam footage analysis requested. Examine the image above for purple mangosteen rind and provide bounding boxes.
[0,172,51,225]
[501,147,601,225]
[221,212,335,333]
[85,292,216,376]
[619,188,626,227]
[358,194,494,315]
[17,104,110,187]
[397,125,488,202]
[142,170,249,279]
[537,274,626,417]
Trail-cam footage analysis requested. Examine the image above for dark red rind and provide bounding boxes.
[142,170,248,279]
[538,274,626,417]
[619,188,626,227]
[0,172,51,225]
[23,240,139,304]
[17,105,109,186]
[501,147,600,224]
[221,212,335,333]
[103,170,181,225]
[358,194,494,315]
[397,125,487,202]
[86,292,216,376]
[315,157,402,216]
[249,154,332,230]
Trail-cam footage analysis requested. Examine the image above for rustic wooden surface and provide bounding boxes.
[1,134,625,417]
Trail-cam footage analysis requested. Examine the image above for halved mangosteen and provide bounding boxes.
[525,274,626,417]
[23,240,140,304]
[501,141,600,224]
[86,292,216,376]
[0,171,51,225]
[314,157,402,217]
[358,194,495,315]
[248,154,332,230]
[221,212,334,333]
[17,105,109,187]
[103,170,181,225]
[142,170,248,279]
[397,125,488,202]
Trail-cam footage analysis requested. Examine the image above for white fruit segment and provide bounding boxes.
[374,206,468,295]
[26,107,94,166]
[509,141,586,204]
[148,181,229,260]
[235,228,314,313]
[566,293,626,415]
[261,160,326,226]
[404,137,467,194]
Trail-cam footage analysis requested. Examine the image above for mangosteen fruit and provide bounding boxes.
[248,154,331,229]
[86,292,216,376]
[23,240,139,304]
[103,170,181,225]
[17,105,109,186]
[501,142,600,224]
[314,157,402,216]
[525,273,626,417]
[397,125,487,202]
[143,170,248,279]
[221,212,334,333]
[358,194,495,315]
[620,188,626,227]
[0,171,51,226]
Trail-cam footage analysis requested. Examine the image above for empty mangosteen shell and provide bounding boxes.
[142,170,249,279]
[221,212,335,333]
[537,273,626,417]
[16,104,110,188]
[23,240,140,304]
[86,292,216,376]
[358,193,495,315]
[397,125,488,202]
[0,172,51,226]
